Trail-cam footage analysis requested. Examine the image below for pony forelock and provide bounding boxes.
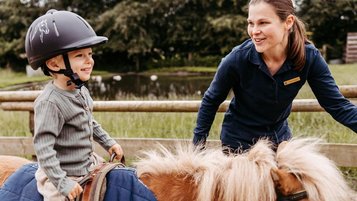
[276,137,355,201]
[134,138,356,201]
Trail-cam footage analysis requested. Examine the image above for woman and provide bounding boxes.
[193,0,357,153]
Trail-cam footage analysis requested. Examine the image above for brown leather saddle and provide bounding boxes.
[68,154,125,201]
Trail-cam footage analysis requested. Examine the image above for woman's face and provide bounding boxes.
[247,2,293,55]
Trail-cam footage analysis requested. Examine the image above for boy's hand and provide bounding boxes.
[108,143,124,161]
[67,182,83,200]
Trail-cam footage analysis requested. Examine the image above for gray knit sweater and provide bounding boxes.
[33,81,116,196]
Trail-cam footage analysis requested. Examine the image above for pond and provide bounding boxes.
[9,74,215,100]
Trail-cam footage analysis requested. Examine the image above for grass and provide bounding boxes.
[0,64,356,140]
[1,64,357,189]
[0,68,112,89]
[0,68,50,88]
[1,63,357,140]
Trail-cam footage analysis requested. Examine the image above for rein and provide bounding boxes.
[277,190,308,201]
[66,154,125,201]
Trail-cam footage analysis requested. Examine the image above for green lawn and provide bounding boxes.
[1,64,357,142]
[0,64,357,189]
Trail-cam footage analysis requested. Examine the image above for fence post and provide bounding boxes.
[29,111,34,136]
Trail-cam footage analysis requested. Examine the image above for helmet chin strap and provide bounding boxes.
[62,53,85,88]
[47,53,85,89]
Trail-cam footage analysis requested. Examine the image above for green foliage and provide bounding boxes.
[0,0,120,69]
[0,0,356,71]
[0,0,41,69]
[95,0,249,70]
[296,0,357,59]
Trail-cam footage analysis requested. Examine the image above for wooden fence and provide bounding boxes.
[345,32,357,63]
[0,86,357,167]
[0,137,357,167]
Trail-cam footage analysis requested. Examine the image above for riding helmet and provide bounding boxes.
[25,9,108,70]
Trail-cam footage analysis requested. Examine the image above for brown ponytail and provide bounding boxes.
[288,17,309,71]
[249,0,309,71]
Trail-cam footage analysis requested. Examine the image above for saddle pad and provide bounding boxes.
[0,163,157,201]
[0,163,43,201]
[104,168,157,201]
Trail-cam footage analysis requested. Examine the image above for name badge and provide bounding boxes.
[284,77,300,86]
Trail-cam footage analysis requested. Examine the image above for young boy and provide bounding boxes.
[25,10,124,200]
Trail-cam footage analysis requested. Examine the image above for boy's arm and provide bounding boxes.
[33,100,77,196]
[92,119,117,150]
[92,119,124,160]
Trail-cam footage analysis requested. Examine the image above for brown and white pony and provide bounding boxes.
[0,138,356,201]
[135,138,356,201]
[0,155,31,186]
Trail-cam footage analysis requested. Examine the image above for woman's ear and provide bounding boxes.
[285,14,295,31]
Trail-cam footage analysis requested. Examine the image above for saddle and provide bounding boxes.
[72,155,125,201]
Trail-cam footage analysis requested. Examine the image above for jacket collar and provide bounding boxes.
[248,42,294,75]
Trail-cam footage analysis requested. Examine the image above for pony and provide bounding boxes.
[0,155,31,186]
[135,139,277,201]
[0,138,356,201]
[272,138,356,201]
[135,138,356,201]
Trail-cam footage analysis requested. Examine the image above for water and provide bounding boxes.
[89,74,214,100]
[8,74,215,100]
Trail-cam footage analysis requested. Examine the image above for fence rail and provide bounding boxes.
[0,85,356,113]
[0,136,356,167]
[1,86,357,167]
[1,85,357,101]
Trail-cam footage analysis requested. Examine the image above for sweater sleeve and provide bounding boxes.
[193,52,236,144]
[307,49,357,133]
[33,100,77,196]
[92,119,117,150]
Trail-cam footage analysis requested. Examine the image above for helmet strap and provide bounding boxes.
[62,53,84,88]
[46,53,85,89]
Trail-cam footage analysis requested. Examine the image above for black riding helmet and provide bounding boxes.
[25,9,108,87]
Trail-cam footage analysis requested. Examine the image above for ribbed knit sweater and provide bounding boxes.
[33,81,117,196]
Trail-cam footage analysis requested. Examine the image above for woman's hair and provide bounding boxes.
[249,0,309,71]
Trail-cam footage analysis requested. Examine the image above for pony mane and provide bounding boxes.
[216,139,277,201]
[134,142,224,201]
[276,138,356,201]
[134,140,277,201]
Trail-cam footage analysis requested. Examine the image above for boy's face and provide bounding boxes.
[67,47,94,82]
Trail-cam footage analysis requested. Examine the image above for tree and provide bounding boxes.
[0,0,42,70]
[0,0,120,70]
[96,0,249,71]
[296,0,357,60]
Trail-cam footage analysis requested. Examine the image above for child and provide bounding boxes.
[25,9,124,200]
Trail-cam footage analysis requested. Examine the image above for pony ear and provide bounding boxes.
[271,168,280,182]
[277,141,288,153]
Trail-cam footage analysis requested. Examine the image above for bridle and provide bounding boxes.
[277,189,308,201]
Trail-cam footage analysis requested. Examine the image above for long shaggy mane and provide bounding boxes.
[134,140,277,201]
[276,138,356,201]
